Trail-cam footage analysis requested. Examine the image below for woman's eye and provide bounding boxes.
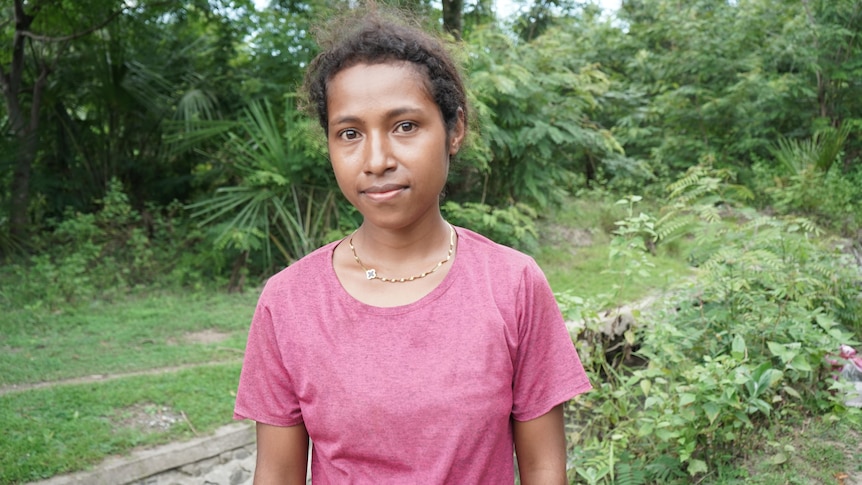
[340,129,359,140]
[396,122,416,133]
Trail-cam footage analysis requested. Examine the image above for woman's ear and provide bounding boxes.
[448,107,466,156]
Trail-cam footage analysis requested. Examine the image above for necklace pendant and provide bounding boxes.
[349,224,455,283]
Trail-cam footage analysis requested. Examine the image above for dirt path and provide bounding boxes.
[0,359,242,396]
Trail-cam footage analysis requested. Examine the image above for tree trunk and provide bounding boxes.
[9,130,38,242]
[442,0,463,40]
[2,1,38,243]
[8,60,48,244]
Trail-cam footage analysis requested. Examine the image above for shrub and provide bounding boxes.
[562,166,862,483]
[0,180,225,311]
[441,201,538,252]
[749,125,861,235]
[186,100,346,279]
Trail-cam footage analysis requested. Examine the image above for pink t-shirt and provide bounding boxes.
[234,227,591,484]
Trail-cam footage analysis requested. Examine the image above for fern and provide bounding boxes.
[643,455,685,483]
[651,164,752,252]
[654,214,694,243]
[571,452,613,485]
[613,462,647,485]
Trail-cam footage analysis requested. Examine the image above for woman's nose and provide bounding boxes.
[363,133,397,174]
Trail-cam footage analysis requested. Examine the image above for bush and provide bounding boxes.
[0,180,225,311]
[749,125,862,236]
[562,167,862,483]
[441,201,538,252]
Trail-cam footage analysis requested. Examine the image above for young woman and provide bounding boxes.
[234,8,591,484]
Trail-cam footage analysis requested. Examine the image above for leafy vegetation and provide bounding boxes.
[2,0,862,484]
[560,167,862,483]
[184,100,347,280]
[0,180,226,310]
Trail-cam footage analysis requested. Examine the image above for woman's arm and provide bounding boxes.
[513,404,568,485]
[253,422,310,485]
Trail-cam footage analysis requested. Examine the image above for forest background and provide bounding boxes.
[2,0,862,484]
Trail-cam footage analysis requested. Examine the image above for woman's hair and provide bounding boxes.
[302,7,468,138]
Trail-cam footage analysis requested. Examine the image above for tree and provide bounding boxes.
[0,1,258,250]
[0,0,129,245]
[458,25,622,207]
[605,0,861,181]
[799,0,862,168]
[442,0,464,38]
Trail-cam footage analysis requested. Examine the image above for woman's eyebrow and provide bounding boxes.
[384,106,423,118]
[330,115,361,127]
[330,106,425,127]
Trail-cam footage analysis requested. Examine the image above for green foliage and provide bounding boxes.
[233,1,319,102]
[655,163,754,251]
[187,100,349,272]
[0,180,223,311]
[595,0,862,190]
[751,125,862,234]
[537,192,693,306]
[772,124,852,176]
[563,167,862,482]
[4,1,257,227]
[458,24,622,207]
[441,201,538,252]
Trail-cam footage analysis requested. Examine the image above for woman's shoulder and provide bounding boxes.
[457,226,535,265]
[456,226,541,278]
[456,227,554,310]
[261,239,340,293]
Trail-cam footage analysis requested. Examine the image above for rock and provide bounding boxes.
[229,469,249,485]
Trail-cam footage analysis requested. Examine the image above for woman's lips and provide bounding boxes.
[362,184,407,202]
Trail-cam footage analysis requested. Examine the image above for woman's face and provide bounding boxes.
[326,62,464,231]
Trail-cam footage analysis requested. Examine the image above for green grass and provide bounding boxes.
[534,194,694,304]
[0,362,241,484]
[703,412,862,485]
[536,242,693,303]
[0,290,257,386]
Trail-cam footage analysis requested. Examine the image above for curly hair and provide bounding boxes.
[302,7,468,138]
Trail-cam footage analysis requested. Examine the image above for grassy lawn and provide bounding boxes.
[0,290,257,386]
[1,363,240,483]
[704,413,862,484]
[0,289,258,484]
[537,242,693,304]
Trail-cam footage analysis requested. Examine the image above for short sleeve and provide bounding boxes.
[511,260,592,421]
[233,287,304,427]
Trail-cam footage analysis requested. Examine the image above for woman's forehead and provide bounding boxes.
[326,62,435,109]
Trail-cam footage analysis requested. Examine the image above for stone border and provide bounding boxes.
[29,423,255,485]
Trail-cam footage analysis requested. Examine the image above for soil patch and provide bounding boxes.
[542,224,594,247]
[115,403,183,434]
[184,329,231,345]
[1,344,21,354]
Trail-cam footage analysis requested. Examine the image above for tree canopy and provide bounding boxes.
[1,0,860,257]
